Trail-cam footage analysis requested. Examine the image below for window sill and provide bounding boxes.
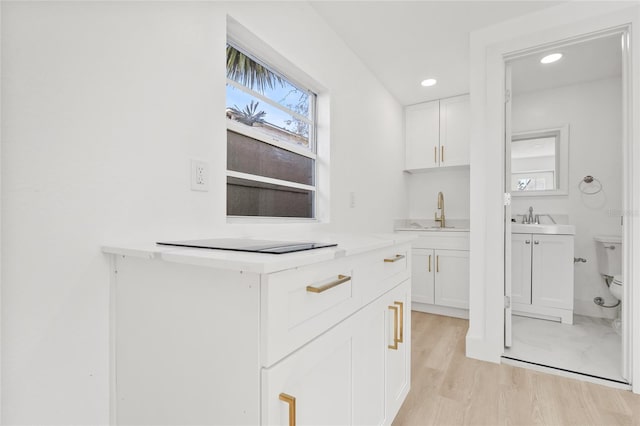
[226,216,320,225]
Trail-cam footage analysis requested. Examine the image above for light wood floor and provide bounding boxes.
[392,312,640,426]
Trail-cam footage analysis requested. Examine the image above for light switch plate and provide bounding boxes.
[191,159,209,191]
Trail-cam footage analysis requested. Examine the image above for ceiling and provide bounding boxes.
[511,34,622,94]
[309,1,563,105]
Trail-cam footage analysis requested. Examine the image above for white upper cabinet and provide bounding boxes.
[404,94,470,171]
[405,100,440,170]
[439,94,470,167]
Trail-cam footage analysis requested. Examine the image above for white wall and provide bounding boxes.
[511,77,622,318]
[0,2,407,423]
[407,168,470,220]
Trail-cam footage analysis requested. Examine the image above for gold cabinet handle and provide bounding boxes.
[428,254,431,272]
[436,255,439,273]
[388,305,399,350]
[279,393,296,426]
[384,254,405,263]
[306,274,351,293]
[441,145,445,163]
[394,301,404,343]
[434,146,437,164]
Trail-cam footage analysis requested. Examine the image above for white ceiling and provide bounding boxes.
[511,34,622,94]
[310,1,562,105]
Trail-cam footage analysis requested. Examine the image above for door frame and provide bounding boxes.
[465,4,639,393]
[501,27,633,383]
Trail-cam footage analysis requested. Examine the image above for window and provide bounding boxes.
[226,43,317,218]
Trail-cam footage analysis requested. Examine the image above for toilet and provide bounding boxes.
[594,235,623,300]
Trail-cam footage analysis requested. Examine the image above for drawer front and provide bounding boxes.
[359,244,411,303]
[261,256,360,367]
[411,232,469,250]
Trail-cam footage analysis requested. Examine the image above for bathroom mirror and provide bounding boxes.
[511,124,568,196]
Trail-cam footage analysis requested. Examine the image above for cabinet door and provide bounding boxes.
[532,235,574,310]
[439,94,470,167]
[434,249,469,309]
[511,233,532,305]
[262,318,353,425]
[405,101,440,170]
[353,296,387,426]
[386,280,411,421]
[411,249,435,304]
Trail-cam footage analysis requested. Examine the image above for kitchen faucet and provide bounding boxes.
[435,191,445,228]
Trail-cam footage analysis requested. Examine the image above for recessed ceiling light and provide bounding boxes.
[421,78,437,87]
[540,53,563,64]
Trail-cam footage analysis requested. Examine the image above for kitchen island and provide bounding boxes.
[104,234,412,425]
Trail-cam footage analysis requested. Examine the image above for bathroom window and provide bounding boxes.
[226,43,317,219]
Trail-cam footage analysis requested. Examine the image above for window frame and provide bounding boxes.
[225,41,319,220]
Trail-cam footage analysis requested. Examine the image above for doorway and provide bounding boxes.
[502,29,631,385]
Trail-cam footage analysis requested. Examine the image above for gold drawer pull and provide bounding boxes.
[428,254,431,272]
[384,254,405,263]
[388,305,399,350]
[306,274,351,293]
[436,255,440,273]
[434,146,437,164]
[394,301,404,343]
[279,393,296,426]
[441,145,445,163]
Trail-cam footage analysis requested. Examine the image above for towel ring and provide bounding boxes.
[579,175,602,195]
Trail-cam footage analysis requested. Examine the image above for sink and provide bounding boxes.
[511,223,575,235]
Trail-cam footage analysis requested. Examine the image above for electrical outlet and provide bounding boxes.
[191,159,209,191]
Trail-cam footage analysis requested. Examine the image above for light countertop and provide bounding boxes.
[102,233,415,274]
[394,218,470,232]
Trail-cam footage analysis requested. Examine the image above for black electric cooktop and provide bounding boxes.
[156,238,337,254]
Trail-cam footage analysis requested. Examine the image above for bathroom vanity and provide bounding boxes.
[103,235,411,425]
[511,224,575,324]
[396,222,470,318]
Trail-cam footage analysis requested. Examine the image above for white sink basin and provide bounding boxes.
[511,223,576,235]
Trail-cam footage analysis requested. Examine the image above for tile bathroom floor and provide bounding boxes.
[503,314,626,383]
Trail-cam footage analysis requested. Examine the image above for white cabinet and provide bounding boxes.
[404,231,470,317]
[405,100,439,170]
[433,249,470,309]
[109,241,412,425]
[404,94,469,171]
[263,280,411,426]
[385,282,410,418]
[412,249,469,309]
[511,232,574,324]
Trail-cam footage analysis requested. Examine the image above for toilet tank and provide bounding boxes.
[594,235,622,277]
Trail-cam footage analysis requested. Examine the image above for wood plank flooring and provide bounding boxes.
[392,312,640,426]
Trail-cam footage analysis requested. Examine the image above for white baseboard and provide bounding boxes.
[411,302,468,319]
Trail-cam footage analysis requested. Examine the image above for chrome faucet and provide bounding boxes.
[523,206,536,224]
[435,192,445,228]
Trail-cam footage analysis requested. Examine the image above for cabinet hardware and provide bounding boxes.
[384,254,405,263]
[394,301,404,343]
[388,305,399,350]
[441,146,444,163]
[436,255,440,273]
[525,240,531,244]
[279,393,296,426]
[434,146,437,164]
[534,241,539,245]
[306,275,351,293]
[428,254,431,272]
